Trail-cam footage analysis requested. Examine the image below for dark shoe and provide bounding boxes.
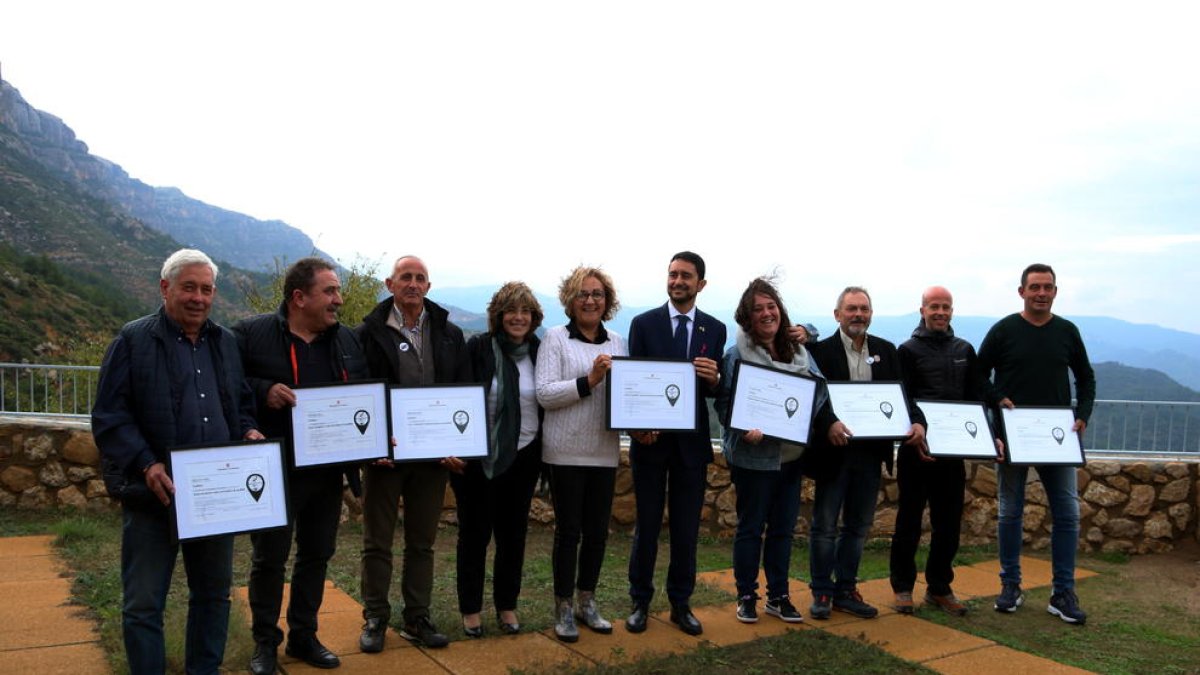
[1048,589,1087,625]
[736,594,759,624]
[496,610,521,635]
[285,637,340,669]
[994,581,1024,613]
[764,595,804,623]
[359,617,386,653]
[669,604,703,636]
[810,594,832,620]
[893,591,915,615]
[401,616,450,649]
[832,590,878,619]
[463,623,484,639]
[925,592,968,617]
[625,603,649,633]
[250,643,277,675]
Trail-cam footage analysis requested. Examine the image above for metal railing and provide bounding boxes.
[1,362,1198,457]
[0,362,100,418]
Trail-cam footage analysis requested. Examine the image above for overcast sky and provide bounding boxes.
[4,2,1199,332]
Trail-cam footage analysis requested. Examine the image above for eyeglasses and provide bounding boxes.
[575,290,605,302]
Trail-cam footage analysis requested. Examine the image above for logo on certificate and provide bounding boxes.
[354,410,371,435]
[246,473,265,502]
[664,384,681,407]
[453,410,470,433]
[1052,427,1065,445]
[879,401,894,419]
[965,420,978,438]
[784,397,799,419]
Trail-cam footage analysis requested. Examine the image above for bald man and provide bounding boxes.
[889,286,994,616]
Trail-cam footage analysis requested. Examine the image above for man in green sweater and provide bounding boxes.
[978,263,1095,625]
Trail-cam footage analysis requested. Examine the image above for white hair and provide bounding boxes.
[161,249,218,283]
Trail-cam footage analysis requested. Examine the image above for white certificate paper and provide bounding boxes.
[917,400,997,459]
[606,357,697,431]
[1000,406,1085,466]
[290,381,390,468]
[390,384,488,461]
[826,381,912,439]
[727,360,818,445]
[168,440,289,541]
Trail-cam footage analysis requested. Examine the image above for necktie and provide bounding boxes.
[673,315,690,359]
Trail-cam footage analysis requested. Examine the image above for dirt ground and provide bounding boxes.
[1116,538,1200,615]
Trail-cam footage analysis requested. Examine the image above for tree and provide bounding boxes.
[239,256,384,326]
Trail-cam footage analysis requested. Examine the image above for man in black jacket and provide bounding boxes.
[93,249,262,674]
[806,286,925,621]
[357,256,472,652]
[890,286,998,617]
[236,257,369,674]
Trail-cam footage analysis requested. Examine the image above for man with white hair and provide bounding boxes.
[93,248,263,674]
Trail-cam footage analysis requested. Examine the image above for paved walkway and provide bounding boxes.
[1,534,1097,674]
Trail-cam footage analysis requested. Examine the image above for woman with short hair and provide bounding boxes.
[535,266,627,642]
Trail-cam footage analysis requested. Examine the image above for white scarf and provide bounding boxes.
[735,327,811,374]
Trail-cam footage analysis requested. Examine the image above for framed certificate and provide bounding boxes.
[916,400,998,459]
[390,384,489,461]
[727,360,818,445]
[167,439,289,542]
[290,380,391,468]
[999,406,1085,466]
[826,381,912,439]
[606,357,697,431]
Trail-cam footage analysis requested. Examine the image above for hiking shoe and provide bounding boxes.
[736,594,759,623]
[925,592,968,617]
[893,591,915,614]
[764,595,804,623]
[809,594,832,620]
[401,616,449,648]
[994,582,1024,613]
[833,590,878,619]
[1048,590,1087,625]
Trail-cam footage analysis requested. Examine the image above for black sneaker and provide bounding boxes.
[1048,590,1087,625]
[401,616,449,648]
[809,594,832,620]
[994,581,1024,613]
[736,594,759,623]
[832,590,878,619]
[764,595,804,623]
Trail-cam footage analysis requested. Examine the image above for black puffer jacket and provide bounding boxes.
[897,323,982,403]
[356,297,472,387]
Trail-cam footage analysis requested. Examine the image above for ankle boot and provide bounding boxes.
[554,596,579,642]
[576,590,613,633]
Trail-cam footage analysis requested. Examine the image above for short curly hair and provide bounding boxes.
[558,266,619,322]
[486,281,545,335]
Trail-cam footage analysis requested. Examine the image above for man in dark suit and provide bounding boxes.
[806,286,925,621]
[624,251,727,636]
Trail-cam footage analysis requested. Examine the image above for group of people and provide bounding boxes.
[92,249,1095,674]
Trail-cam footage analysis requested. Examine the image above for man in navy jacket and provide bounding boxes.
[624,251,727,636]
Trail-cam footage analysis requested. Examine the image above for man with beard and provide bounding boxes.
[806,286,925,620]
[624,251,726,636]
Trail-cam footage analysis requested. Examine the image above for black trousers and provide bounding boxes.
[249,466,344,647]
[548,464,616,598]
[449,441,542,615]
[627,442,707,606]
[889,446,965,596]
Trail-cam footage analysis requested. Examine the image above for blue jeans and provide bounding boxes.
[122,505,234,675]
[997,463,1079,593]
[731,460,803,599]
[809,448,882,597]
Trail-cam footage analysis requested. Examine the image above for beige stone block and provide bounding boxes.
[972,465,997,497]
[1168,502,1192,531]
[1076,468,1090,491]
[1144,513,1173,539]
[706,463,730,488]
[609,492,637,525]
[56,485,87,509]
[1022,504,1047,532]
[872,506,898,536]
[18,486,49,509]
[715,484,737,512]
[1137,539,1174,554]
[1102,539,1134,554]
[39,460,69,488]
[1077,500,1095,521]
[1160,477,1190,503]
[65,465,96,482]
[1092,508,1109,527]
[61,431,99,465]
[1102,518,1140,538]
[23,434,55,461]
[1106,475,1130,493]
[1164,462,1189,479]
[1082,481,1127,506]
[1025,481,1048,506]
[1029,535,1050,551]
[613,466,633,494]
[1123,484,1155,516]
[1085,526,1104,543]
[1088,460,1120,476]
[84,479,108,499]
[1123,462,1153,482]
[884,481,900,501]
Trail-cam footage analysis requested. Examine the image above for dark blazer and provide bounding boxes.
[627,303,727,468]
[805,331,925,479]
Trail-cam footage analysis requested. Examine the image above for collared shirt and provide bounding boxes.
[394,304,427,358]
[166,317,224,444]
[838,329,873,382]
[667,304,697,356]
[566,320,609,345]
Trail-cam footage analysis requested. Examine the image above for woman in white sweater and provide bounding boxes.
[535,265,627,643]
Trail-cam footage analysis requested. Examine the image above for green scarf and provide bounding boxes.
[485,334,530,478]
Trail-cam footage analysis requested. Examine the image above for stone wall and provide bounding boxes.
[4,417,1198,554]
